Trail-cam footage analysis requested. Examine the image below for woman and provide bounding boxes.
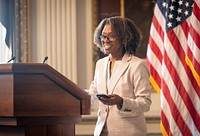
[88,16,151,136]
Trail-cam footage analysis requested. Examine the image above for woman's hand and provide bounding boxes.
[99,94,123,106]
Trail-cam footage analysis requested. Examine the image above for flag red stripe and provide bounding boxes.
[181,21,190,38]
[167,30,185,65]
[152,15,164,42]
[166,30,200,131]
[179,24,200,97]
[148,36,163,63]
[193,2,200,25]
[161,110,172,136]
[168,28,200,99]
[164,49,200,133]
[189,24,200,50]
[146,58,161,88]
[181,22,200,98]
[187,46,200,76]
[162,73,192,135]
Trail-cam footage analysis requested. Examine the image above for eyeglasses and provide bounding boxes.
[99,35,117,42]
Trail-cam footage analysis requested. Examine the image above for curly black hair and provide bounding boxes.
[94,16,142,55]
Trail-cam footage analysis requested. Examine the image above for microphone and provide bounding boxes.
[7,56,16,63]
[43,56,48,63]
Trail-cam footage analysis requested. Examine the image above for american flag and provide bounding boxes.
[147,0,200,135]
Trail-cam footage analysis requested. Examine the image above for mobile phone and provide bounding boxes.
[96,94,111,99]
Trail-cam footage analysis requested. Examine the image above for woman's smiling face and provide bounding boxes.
[101,24,123,57]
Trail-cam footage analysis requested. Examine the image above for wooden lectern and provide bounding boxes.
[0,63,91,136]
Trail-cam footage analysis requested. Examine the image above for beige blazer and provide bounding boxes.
[89,54,151,136]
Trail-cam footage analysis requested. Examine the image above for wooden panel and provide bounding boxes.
[0,125,75,136]
[14,74,80,116]
[15,116,81,126]
[48,125,75,136]
[0,126,25,136]
[0,63,91,115]
[0,75,14,116]
[125,0,155,58]
[0,117,17,126]
[25,126,46,136]
[0,117,80,136]
[99,0,120,21]
[0,63,90,136]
